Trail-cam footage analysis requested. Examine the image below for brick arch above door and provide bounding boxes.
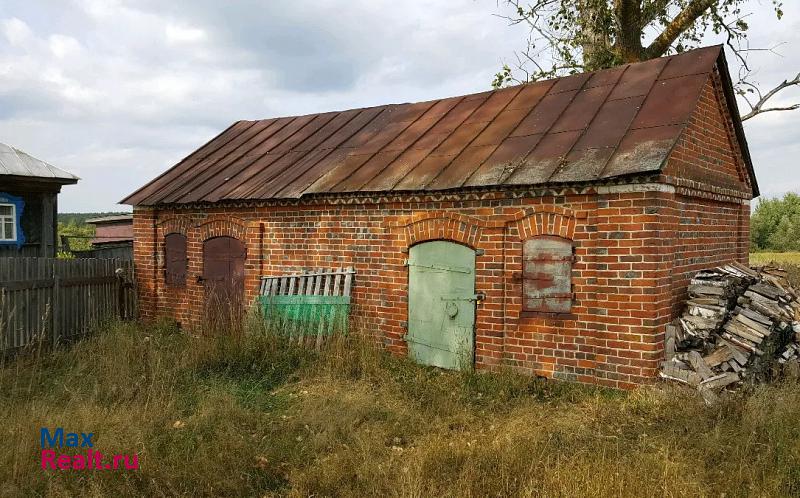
[507,207,584,241]
[156,216,192,236]
[387,211,487,249]
[196,217,247,242]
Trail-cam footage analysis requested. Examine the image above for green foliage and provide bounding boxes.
[57,220,94,251]
[751,192,800,251]
[494,0,786,88]
[55,212,129,252]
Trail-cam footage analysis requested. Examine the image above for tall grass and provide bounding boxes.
[1,315,800,496]
[750,251,800,266]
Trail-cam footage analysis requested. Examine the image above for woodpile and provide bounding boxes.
[661,262,800,403]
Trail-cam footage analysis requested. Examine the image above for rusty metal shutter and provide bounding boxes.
[164,233,187,286]
[523,236,574,314]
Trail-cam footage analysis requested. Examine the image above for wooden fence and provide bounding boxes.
[0,257,136,351]
[259,267,355,346]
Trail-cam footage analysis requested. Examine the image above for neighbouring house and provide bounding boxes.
[74,214,134,260]
[123,46,756,389]
[0,142,79,257]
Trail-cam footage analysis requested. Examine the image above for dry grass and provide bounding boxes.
[750,252,800,266]
[1,318,800,497]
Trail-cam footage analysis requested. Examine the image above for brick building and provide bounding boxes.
[123,46,757,389]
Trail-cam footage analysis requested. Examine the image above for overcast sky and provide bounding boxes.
[0,0,798,212]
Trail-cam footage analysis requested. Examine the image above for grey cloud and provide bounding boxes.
[0,0,797,211]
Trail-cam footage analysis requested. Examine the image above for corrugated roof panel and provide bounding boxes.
[463,87,520,124]
[425,145,497,190]
[573,95,645,150]
[122,45,756,205]
[607,57,668,101]
[506,130,583,185]
[361,147,435,191]
[162,119,291,204]
[463,134,543,187]
[659,47,720,80]
[505,81,553,110]
[331,149,405,192]
[630,74,707,129]
[394,154,457,190]
[584,66,626,88]
[549,72,592,93]
[600,124,684,178]
[122,120,252,203]
[275,148,351,198]
[153,120,279,204]
[549,147,615,183]
[430,122,487,157]
[0,142,78,182]
[510,91,578,137]
[548,85,613,133]
[304,151,373,194]
[468,107,530,147]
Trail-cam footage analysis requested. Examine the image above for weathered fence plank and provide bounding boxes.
[0,257,136,351]
[259,267,355,343]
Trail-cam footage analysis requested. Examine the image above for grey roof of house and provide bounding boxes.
[0,142,79,183]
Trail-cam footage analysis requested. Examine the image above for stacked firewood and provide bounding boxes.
[661,262,800,403]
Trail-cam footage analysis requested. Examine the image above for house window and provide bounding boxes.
[164,233,188,286]
[522,236,574,314]
[0,203,16,241]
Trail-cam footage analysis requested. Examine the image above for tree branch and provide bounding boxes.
[645,0,716,58]
[740,72,800,121]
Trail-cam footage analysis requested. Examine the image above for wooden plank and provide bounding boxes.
[699,372,740,390]
[343,267,354,297]
[313,269,324,296]
[686,351,714,380]
[735,306,773,326]
[734,313,772,337]
[689,284,726,296]
[724,321,763,344]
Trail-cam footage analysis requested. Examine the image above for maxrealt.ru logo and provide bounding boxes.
[40,428,138,471]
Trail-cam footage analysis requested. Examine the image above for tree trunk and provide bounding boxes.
[578,0,615,70]
[614,0,645,62]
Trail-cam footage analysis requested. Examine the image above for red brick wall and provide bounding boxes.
[132,181,744,389]
[659,71,753,320]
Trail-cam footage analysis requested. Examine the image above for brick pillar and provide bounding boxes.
[133,207,158,321]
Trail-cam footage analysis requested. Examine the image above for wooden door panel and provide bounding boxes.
[202,236,246,332]
[407,241,476,370]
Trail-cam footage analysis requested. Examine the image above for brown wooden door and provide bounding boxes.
[202,236,246,331]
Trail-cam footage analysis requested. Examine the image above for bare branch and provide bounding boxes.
[740,73,800,121]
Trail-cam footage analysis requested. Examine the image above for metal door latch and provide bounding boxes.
[440,292,486,303]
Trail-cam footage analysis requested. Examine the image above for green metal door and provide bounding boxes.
[407,241,476,371]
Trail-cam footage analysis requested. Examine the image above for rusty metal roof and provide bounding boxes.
[123,45,755,206]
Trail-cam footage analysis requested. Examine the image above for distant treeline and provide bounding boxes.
[57,212,130,226]
[751,193,800,252]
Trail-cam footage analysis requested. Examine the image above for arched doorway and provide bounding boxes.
[407,241,476,370]
[202,236,246,332]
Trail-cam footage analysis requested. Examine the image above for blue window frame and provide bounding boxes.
[0,203,16,241]
[0,192,25,247]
